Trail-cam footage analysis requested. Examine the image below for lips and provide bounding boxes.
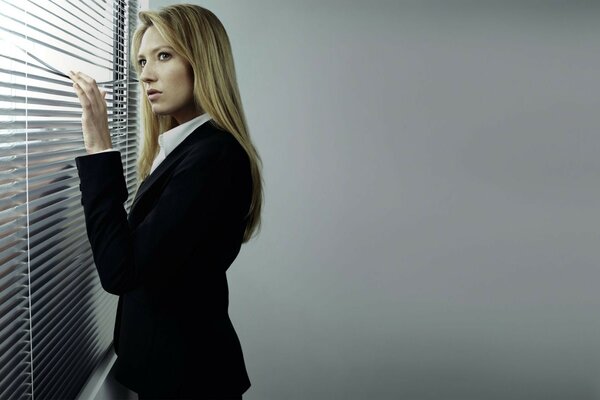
[147,89,161,101]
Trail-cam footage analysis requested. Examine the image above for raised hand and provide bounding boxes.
[68,71,113,154]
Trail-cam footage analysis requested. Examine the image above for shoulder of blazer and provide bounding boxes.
[193,121,242,150]
[130,122,246,214]
[181,122,248,170]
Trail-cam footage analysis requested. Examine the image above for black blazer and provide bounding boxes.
[75,121,252,397]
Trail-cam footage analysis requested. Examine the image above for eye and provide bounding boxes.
[158,52,171,61]
[138,59,146,68]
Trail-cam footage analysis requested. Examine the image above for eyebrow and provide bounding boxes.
[137,46,174,58]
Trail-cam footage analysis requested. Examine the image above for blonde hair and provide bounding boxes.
[131,4,263,242]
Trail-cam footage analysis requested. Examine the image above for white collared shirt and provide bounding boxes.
[150,113,212,174]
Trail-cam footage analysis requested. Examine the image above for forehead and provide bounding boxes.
[138,26,169,54]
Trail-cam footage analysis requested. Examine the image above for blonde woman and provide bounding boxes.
[69,4,262,399]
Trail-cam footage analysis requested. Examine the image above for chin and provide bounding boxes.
[151,106,171,117]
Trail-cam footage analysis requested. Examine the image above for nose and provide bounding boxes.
[139,62,156,84]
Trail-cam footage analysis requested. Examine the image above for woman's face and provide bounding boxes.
[137,26,199,124]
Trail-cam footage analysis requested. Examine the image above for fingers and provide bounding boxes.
[71,79,88,107]
[69,71,98,91]
[67,71,112,153]
[68,71,106,111]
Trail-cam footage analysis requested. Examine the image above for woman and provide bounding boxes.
[69,4,262,399]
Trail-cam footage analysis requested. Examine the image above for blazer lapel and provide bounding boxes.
[128,122,215,221]
[129,158,170,212]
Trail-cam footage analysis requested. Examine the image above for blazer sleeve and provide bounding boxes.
[75,140,246,295]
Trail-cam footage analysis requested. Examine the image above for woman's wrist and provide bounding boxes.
[87,147,116,155]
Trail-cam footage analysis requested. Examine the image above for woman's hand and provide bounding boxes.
[68,71,112,154]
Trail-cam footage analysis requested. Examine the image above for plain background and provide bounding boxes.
[147,1,600,399]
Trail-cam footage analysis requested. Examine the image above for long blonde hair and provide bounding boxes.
[131,4,263,242]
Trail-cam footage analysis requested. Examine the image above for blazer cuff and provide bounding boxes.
[76,151,128,203]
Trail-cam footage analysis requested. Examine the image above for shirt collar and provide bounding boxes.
[158,113,212,157]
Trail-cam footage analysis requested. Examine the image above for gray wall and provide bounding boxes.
[151,1,600,399]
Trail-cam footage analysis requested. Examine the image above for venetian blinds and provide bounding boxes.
[0,0,139,399]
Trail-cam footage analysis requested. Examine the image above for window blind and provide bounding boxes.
[0,0,139,399]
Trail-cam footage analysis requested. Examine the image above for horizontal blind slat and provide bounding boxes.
[0,1,138,398]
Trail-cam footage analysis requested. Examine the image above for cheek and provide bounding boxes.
[183,70,195,100]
